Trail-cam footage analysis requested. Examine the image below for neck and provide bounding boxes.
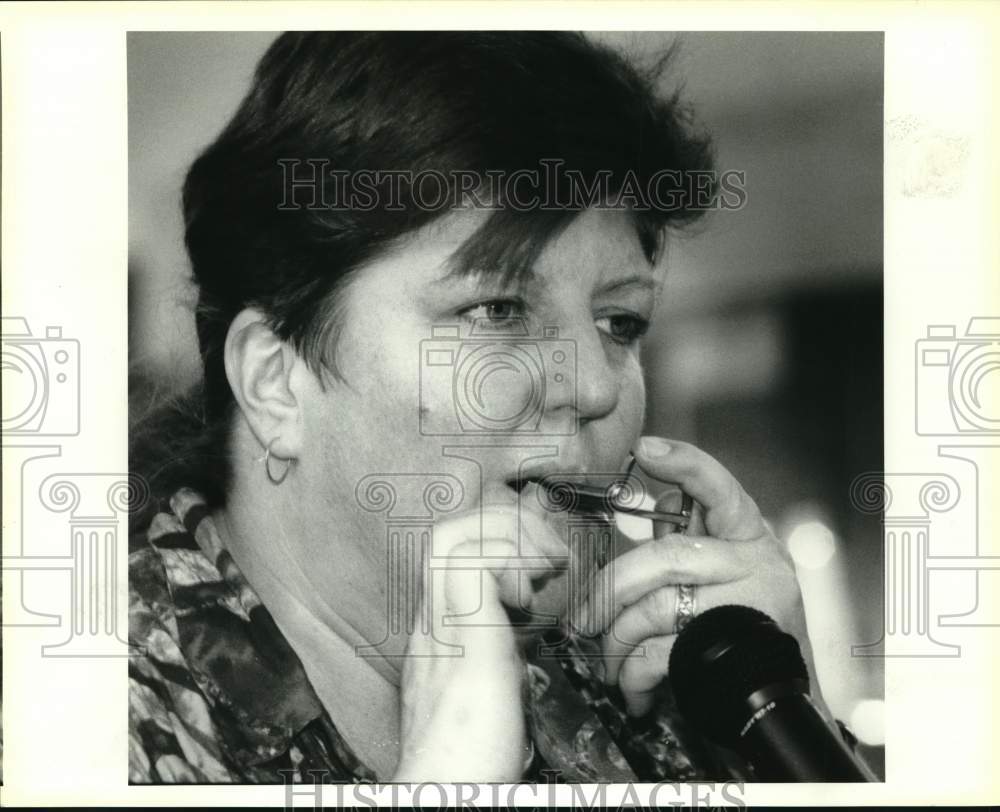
[212,437,404,777]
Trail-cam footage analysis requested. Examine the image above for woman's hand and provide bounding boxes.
[572,436,831,723]
[393,505,564,782]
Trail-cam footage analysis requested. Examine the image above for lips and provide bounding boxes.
[512,477,551,514]
[506,467,575,495]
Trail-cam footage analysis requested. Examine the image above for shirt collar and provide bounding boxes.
[147,487,328,768]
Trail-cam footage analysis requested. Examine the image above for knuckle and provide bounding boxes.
[725,476,742,505]
[651,534,684,562]
[735,481,756,510]
[653,490,682,512]
[651,586,675,619]
[620,649,661,691]
[643,636,673,666]
[634,593,660,626]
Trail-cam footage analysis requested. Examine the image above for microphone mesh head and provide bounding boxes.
[668,604,808,747]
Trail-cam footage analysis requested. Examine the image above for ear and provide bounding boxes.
[223,308,305,459]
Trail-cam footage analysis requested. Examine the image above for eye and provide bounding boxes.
[595,313,650,345]
[459,298,526,325]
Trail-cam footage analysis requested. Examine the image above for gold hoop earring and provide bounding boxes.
[263,438,295,485]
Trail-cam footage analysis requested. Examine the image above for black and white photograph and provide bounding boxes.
[126,31,883,785]
[2,3,998,808]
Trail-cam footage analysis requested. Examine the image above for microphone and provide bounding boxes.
[668,604,875,782]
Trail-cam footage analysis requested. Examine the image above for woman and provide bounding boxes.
[129,31,845,783]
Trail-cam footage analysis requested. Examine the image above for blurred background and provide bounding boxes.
[128,32,884,774]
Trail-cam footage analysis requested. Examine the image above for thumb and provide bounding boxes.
[635,436,764,542]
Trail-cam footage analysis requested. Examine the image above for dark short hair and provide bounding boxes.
[133,31,714,512]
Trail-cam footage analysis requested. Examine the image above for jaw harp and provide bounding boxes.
[539,455,694,533]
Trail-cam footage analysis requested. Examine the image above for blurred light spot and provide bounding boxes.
[659,312,785,401]
[850,698,885,745]
[787,520,836,569]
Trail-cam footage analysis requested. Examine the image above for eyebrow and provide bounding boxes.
[598,274,658,295]
[429,264,532,292]
[427,267,658,297]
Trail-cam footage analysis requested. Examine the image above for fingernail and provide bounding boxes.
[638,436,672,458]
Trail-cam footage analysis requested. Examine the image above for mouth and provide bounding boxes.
[507,462,695,533]
[492,467,630,637]
[506,470,618,520]
[505,473,536,495]
[505,471,558,510]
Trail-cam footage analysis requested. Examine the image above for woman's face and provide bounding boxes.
[289,206,662,639]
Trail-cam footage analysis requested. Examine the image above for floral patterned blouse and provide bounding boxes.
[129,487,744,784]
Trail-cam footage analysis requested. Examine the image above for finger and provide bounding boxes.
[651,489,681,539]
[634,437,765,541]
[436,537,557,615]
[431,509,564,627]
[434,505,564,573]
[686,500,707,536]
[619,634,676,717]
[411,538,520,667]
[601,585,677,685]
[572,534,747,636]
[649,488,706,539]
[654,489,708,538]
[438,539,522,622]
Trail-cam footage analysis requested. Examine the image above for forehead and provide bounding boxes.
[388,206,657,291]
[530,208,653,281]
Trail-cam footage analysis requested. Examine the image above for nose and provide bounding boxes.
[547,327,620,428]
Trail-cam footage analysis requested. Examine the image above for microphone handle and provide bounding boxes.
[739,691,876,782]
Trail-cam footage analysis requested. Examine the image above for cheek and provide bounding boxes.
[596,358,646,462]
[332,323,426,435]
[621,361,646,430]
[297,358,423,499]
